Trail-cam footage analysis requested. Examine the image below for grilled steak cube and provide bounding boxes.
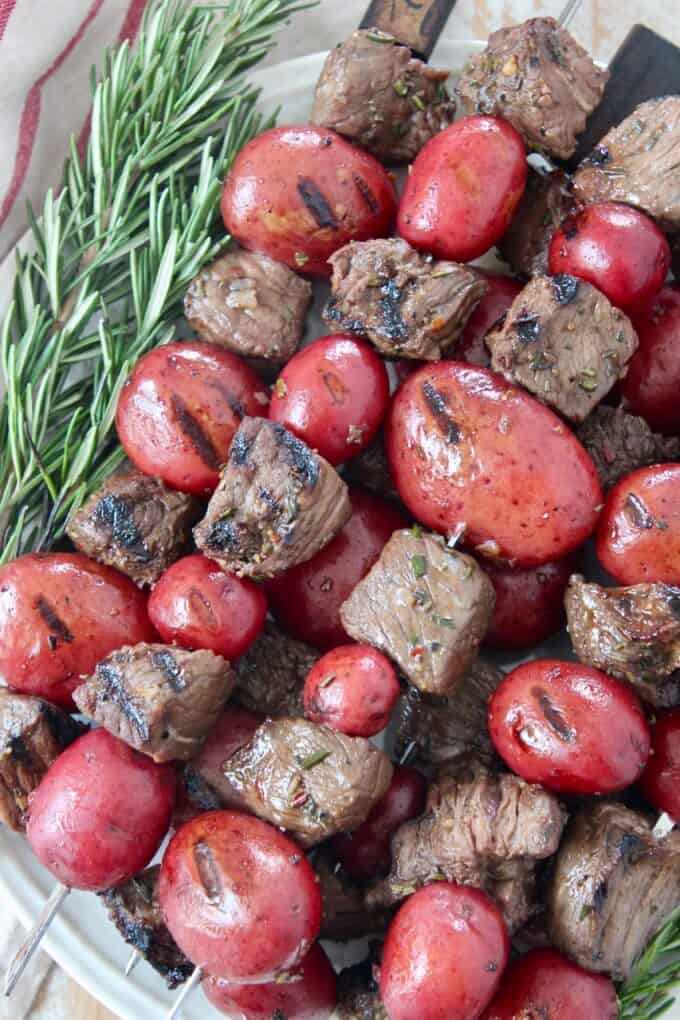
[0,690,83,831]
[574,97,680,231]
[233,621,317,718]
[222,716,393,847]
[340,529,495,696]
[73,643,236,762]
[314,852,392,942]
[336,951,387,1020]
[194,417,351,579]
[577,406,680,491]
[485,274,638,424]
[343,433,400,503]
[324,239,487,361]
[392,659,502,770]
[565,574,680,707]
[184,250,312,363]
[456,18,608,160]
[547,802,680,979]
[310,29,455,164]
[66,469,201,588]
[100,866,192,988]
[367,757,565,933]
[497,168,574,278]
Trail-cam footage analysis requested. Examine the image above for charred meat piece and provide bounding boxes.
[392,659,502,770]
[66,469,201,588]
[343,433,400,503]
[340,529,495,696]
[367,758,565,933]
[194,417,350,579]
[222,716,393,847]
[577,405,680,491]
[485,274,638,424]
[574,97,680,231]
[497,168,575,277]
[336,950,387,1020]
[100,866,192,988]
[310,29,455,164]
[456,18,608,160]
[233,621,318,718]
[324,239,487,361]
[565,574,680,707]
[73,643,236,762]
[314,852,392,942]
[184,249,312,363]
[0,690,83,831]
[547,802,680,979]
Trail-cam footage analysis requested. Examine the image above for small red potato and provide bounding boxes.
[303,644,400,737]
[483,553,580,650]
[622,284,680,434]
[638,709,680,819]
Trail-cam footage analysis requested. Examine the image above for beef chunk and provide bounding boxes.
[456,18,608,160]
[367,758,565,932]
[336,951,387,1020]
[73,643,236,762]
[0,690,83,831]
[194,417,350,579]
[233,621,318,717]
[392,660,502,770]
[340,529,495,696]
[577,406,680,491]
[547,802,680,979]
[184,250,312,363]
[343,433,400,503]
[100,866,192,988]
[314,852,392,942]
[310,29,455,164]
[497,168,575,277]
[565,574,680,707]
[222,716,393,847]
[574,97,680,231]
[324,239,487,361]
[485,274,638,423]
[66,469,201,587]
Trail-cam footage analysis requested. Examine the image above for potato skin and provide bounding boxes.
[386,362,602,566]
[483,553,580,650]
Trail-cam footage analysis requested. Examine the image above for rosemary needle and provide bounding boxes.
[617,907,680,1020]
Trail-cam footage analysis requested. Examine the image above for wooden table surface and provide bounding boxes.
[10,0,680,1017]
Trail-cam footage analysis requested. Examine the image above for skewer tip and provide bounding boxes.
[4,883,70,997]
[166,966,202,1020]
[125,948,142,977]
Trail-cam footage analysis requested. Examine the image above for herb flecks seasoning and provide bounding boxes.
[301,750,332,770]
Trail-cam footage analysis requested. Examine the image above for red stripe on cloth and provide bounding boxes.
[0,0,17,41]
[0,0,105,229]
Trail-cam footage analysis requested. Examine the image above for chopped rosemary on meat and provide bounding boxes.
[617,907,680,1019]
[411,554,428,579]
[274,378,288,399]
[300,750,332,770]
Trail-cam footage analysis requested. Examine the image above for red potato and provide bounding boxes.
[638,709,680,819]
[303,644,400,737]
[220,125,397,276]
[483,553,580,650]
[27,729,175,891]
[329,764,428,880]
[0,552,155,710]
[202,943,337,1019]
[622,284,680,434]
[380,883,509,1020]
[159,810,322,982]
[488,659,650,795]
[148,555,266,659]
[480,948,618,1020]
[268,335,390,465]
[386,362,602,567]
[457,273,523,368]
[265,486,407,650]
[548,202,670,314]
[116,341,268,495]
[398,116,527,263]
[596,463,680,584]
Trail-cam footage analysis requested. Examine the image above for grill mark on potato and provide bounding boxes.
[171,395,220,470]
[151,650,186,692]
[209,380,245,421]
[531,686,576,742]
[623,493,654,530]
[297,177,338,230]
[379,279,408,341]
[94,494,151,561]
[35,596,74,647]
[193,840,224,903]
[96,661,150,741]
[352,173,379,214]
[422,382,461,444]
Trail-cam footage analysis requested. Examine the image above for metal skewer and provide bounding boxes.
[558,0,581,29]
[167,966,202,1019]
[125,948,142,976]
[4,883,70,996]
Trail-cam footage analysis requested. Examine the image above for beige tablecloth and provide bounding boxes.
[0,0,678,1017]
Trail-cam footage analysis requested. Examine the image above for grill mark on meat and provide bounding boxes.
[193,840,224,903]
[297,177,338,230]
[271,422,320,486]
[35,596,73,647]
[205,517,240,552]
[151,650,185,691]
[532,686,576,742]
[170,395,220,470]
[379,279,408,341]
[97,661,150,741]
[551,274,580,305]
[9,735,32,767]
[231,430,254,465]
[323,297,366,336]
[352,174,379,214]
[422,382,461,444]
[93,494,150,561]
[589,145,611,166]
[618,831,644,864]
[593,880,608,913]
[624,493,654,530]
[514,312,542,342]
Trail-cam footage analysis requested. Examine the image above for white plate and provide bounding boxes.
[0,36,677,1020]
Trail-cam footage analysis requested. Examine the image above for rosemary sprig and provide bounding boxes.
[0,0,308,562]
[618,908,680,1019]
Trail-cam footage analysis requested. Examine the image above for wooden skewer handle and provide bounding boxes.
[359,0,458,59]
